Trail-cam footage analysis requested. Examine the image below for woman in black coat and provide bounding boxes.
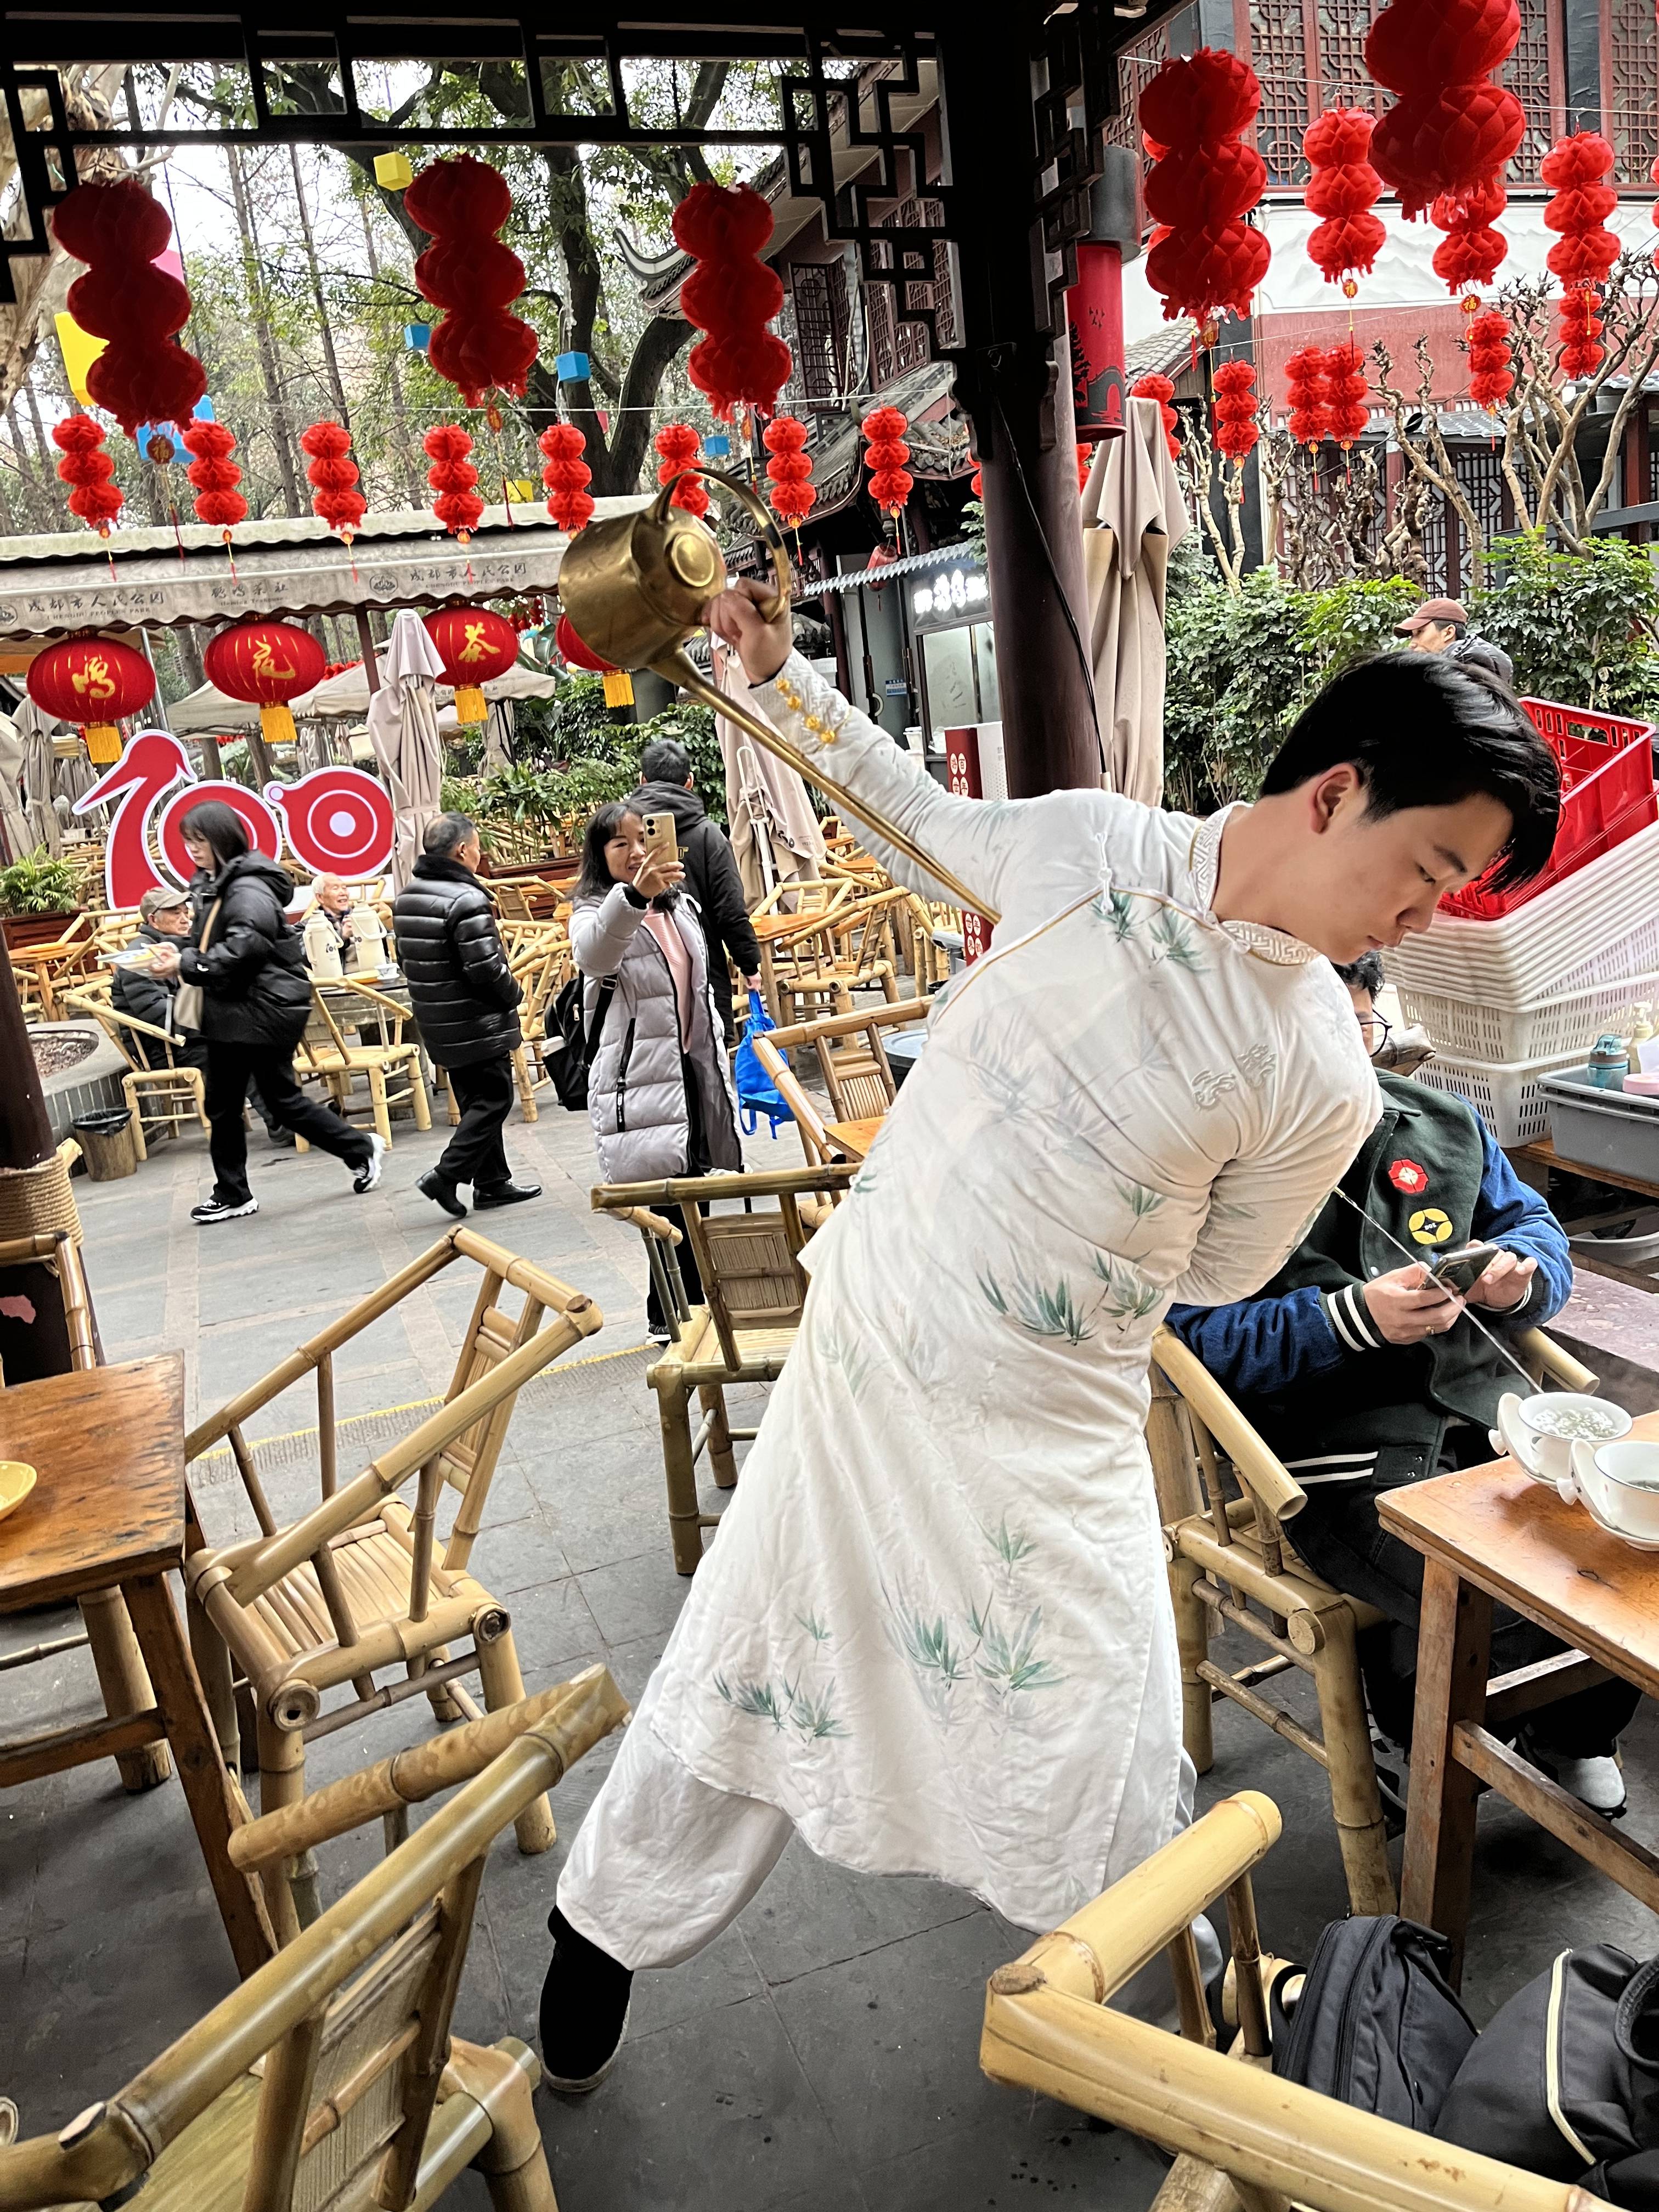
[149,802,385,1225]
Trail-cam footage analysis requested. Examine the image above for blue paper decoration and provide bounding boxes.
[555,351,591,383]
[404,323,431,352]
[701,433,732,459]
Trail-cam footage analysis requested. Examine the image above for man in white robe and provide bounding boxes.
[540,587,1561,2089]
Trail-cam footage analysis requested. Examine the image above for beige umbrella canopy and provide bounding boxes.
[366,610,446,892]
[0,711,35,862]
[1080,394,1191,808]
[15,698,64,856]
[712,638,825,906]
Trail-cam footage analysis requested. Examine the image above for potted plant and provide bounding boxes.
[0,849,84,951]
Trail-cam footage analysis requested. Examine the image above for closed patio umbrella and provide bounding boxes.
[1080,393,1190,808]
[0,710,33,862]
[366,608,445,891]
[16,698,63,856]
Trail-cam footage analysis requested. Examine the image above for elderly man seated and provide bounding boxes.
[308,874,357,955]
[1167,952,1638,1816]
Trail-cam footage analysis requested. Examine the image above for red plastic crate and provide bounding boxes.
[1438,696,1657,921]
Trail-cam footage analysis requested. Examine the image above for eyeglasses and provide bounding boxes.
[1358,1012,1393,1058]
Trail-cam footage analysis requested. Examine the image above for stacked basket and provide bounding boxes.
[1384,699,1659,1147]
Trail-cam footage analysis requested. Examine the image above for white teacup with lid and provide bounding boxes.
[1566,1438,1659,1545]
[1494,1391,1633,1489]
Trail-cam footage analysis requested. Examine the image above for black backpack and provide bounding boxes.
[542,973,616,1110]
[1273,1915,1476,2129]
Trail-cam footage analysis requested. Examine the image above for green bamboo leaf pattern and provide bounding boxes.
[1092,886,1139,941]
[896,1609,972,1685]
[973,1605,1066,1696]
[714,1674,788,1729]
[796,1610,833,1645]
[1092,1251,1163,1325]
[1115,1178,1167,1223]
[984,1514,1037,1570]
[979,1268,1096,1344]
[1148,907,1206,973]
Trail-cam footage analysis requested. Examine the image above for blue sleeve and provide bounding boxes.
[1475,1129,1573,1325]
[1166,1286,1351,1399]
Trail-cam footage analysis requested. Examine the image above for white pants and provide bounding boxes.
[558,1672,1220,2019]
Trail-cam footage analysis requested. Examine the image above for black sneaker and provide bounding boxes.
[540,1907,633,2094]
[352,1133,388,1194]
[474,1180,542,1207]
[192,1193,258,1225]
[265,1126,297,1148]
[417,1169,466,1217]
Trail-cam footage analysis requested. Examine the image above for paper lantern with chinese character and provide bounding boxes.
[1285,347,1331,449]
[51,414,123,535]
[181,420,247,535]
[555,612,634,708]
[50,180,207,436]
[654,422,711,518]
[1325,339,1370,449]
[27,633,155,764]
[1141,48,1270,335]
[424,424,483,540]
[1467,310,1515,408]
[538,422,594,534]
[1211,360,1260,460]
[763,414,816,526]
[300,419,366,540]
[424,605,519,725]
[673,182,793,421]
[204,620,327,751]
[1131,373,1180,458]
[1366,0,1523,221]
[404,156,539,408]
[861,405,913,517]
[1303,109,1385,295]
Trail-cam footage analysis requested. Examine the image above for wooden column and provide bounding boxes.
[937,26,1099,799]
[0,955,74,1382]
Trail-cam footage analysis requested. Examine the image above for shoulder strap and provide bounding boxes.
[583,974,617,1062]
[199,896,224,952]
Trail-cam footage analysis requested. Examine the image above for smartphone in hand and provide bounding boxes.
[1427,1242,1502,1297]
[641,812,679,870]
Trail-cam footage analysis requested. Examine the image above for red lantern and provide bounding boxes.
[1430,176,1510,301]
[51,414,123,536]
[180,420,247,537]
[424,604,520,726]
[204,619,327,751]
[970,463,983,496]
[1285,347,1331,450]
[654,423,711,518]
[1141,49,1271,334]
[861,404,913,517]
[1558,288,1605,379]
[538,422,594,534]
[1366,0,1524,222]
[1131,373,1180,458]
[1542,133,1618,373]
[299,420,366,540]
[1467,310,1515,409]
[672,182,793,421]
[424,425,483,540]
[404,156,539,409]
[763,415,816,526]
[1324,339,1370,449]
[1211,360,1260,461]
[1303,109,1385,296]
[50,181,207,437]
[28,633,155,764]
[555,611,634,709]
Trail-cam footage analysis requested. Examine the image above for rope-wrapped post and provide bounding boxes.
[0,956,88,1380]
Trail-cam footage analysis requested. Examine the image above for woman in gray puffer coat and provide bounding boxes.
[571,799,742,1335]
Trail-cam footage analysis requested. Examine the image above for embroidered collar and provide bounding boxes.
[1188,804,1322,967]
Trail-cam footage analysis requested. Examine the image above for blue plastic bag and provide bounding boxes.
[732,989,791,1139]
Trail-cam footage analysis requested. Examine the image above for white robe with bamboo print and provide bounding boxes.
[646,652,1382,1929]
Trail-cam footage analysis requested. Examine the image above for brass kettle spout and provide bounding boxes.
[554,466,997,925]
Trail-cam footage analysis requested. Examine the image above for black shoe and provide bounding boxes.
[265,1126,296,1148]
[192,1192,258,1225]
[417,1169,466,1217]
[352,1133,388,1194]
[541,1908,633,2094]
[474,1179,541,1208]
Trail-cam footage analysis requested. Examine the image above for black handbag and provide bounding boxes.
[543,973,616,1110]
[1273,1915,1476,2130]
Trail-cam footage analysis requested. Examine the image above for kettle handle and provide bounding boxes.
[657,465,792,624]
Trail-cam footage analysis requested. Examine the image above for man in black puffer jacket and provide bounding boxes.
[630,736,760,1042]
[393,812,539,1217]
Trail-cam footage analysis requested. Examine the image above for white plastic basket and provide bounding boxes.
[1396,972,1659,1065]
[1415,1046,1586,1147]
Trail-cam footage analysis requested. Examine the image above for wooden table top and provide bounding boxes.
[1511,1137,1659,1207]
[826,1115,885,1161]
[0,1354,187,1611]
[751,911,835,943]
[1379,1408,1659,1699]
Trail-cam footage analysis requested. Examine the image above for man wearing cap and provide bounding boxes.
[114,886,200,1068]
[1396,597,1515,686]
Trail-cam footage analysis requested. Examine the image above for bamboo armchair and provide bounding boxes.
[61,981,209,1158]
[0,1667,628,2212]
[91,905,142,956]
[296,979,432,1146]
[982,1788,1590,2212]
[183,1229,602,1938]
[594,1162,856,1572]
[765,995,933,1124]
[1149,1319,1601,1920]
[8,912,94,1019]
[774,884,909,1023]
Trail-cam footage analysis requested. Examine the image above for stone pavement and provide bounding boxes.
[4,1085,1659,2210]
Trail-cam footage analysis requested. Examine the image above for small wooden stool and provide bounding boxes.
[0,1353,276,1977]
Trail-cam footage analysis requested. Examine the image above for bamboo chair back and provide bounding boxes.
[768,996,934,1125]
[92,907,143,956]
[0,1670,627,2212]
[751,878,841,921]
[749,1034,844,1174]
[981,1789,1587,2212]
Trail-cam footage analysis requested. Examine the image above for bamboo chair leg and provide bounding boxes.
[699,1383,738,1491]
[1170,1553,1214,1775]
[80,1587,172,1791]
[234,1678,261,1774]
[193,1069,210,1132]
[656,1380,705,1575]
[1310,1606,1396,1917]
[512,1047,538,1124]
[424,1644,467,1724]
[255,1712,311,1944]
[444,1068,461,1126]
[410,1056,433,1132]
[120,1075,149,1163]
[185,1582,240,1774]
[369,1066,392,1146]
[474,1627,555,1855]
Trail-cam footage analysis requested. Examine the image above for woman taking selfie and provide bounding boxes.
[148,800,386,1224]
[571,799,742,1335]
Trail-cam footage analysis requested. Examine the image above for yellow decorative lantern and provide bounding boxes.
[602,669,635,709]
[374,151,415,191]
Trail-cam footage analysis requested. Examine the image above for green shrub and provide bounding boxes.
[0,848,82,916]
[1471,534,1659,720]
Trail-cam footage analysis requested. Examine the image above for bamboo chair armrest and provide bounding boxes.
[614,1205,682,1245]
[60,988,174,1050]
[330,976,409,1022]
[1150,1327,1308,1523]
[593,1163,857,1210]
[766,996,935,1052]
[1517,1326,1598,1395]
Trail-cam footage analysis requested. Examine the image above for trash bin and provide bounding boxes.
[73,1107,138,1182]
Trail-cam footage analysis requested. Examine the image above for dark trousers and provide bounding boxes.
[1294,1429,1641,1756]
[206,1041,370,1205]
[435,1054,516,1191]
[170,1034,280,1134]
[646,1054,709,1334]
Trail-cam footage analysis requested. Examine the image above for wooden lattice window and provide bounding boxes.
[1602,0,1659,184]
[1504,0,1563,184]
[1454,445,1506,592]
[1421,488,1453,596]
[790,259,851,402]
[862,196,958,389]
[1313,0,1383,112]
[1251,0,1313,186]
[1102,19,1170,158]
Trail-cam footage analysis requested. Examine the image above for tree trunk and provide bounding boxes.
[228,148,304,515]
[289,143,353,433]
[357,199,424,505]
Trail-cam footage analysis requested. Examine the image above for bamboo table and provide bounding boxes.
[0,1354,276,1977]
[1382,1417,1659,1985]
[825,1115,886,1163]
[749,909,840,1025]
